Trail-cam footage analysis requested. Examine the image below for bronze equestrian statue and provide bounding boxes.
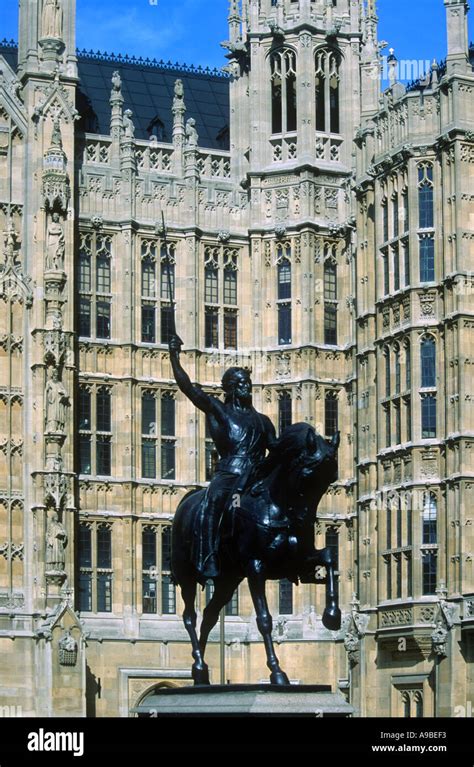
[169,334,341,686]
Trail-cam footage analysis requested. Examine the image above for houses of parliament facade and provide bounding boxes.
[0,0,472,717]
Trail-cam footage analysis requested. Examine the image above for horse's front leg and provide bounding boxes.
[247,560,290,686]
[317,547,341,631]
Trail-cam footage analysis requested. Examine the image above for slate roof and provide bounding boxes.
[0,41,230,150]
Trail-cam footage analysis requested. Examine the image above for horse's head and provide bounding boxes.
[275,423,339,499]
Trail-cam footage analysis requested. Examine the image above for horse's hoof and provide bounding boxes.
[192,664,210,686]
[322,605,341,631]
[270,670,290,686]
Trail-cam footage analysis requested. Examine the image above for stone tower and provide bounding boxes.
[0,0,85,716]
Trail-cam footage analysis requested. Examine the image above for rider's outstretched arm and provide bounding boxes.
[169,335,217,415]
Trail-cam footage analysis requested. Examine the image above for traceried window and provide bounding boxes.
[418,163,434,229]
[276,242,292,345]
[324,257,338,345]
[421,493,438,595]
[325,391,338,437]
[270,48,297,135]
[420,335,437,439]
[141,525,176,614]
[315,48,340,134]
[419,235,435,283]
[77,233,112,339]
[421,336,436,388]
[78,386,112,476]
[78,522,113,613]
[140,239,176,346]
[141,390,176,480]
[204,245,239,350]
[278,391,292,435]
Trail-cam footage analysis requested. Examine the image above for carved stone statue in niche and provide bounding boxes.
[45,212,65,271]
[45,367,69,433]
[41,0,63,39]
[45,510,67,572]
[185,118,198,148]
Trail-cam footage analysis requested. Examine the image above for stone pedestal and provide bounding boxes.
[133,684,354,717]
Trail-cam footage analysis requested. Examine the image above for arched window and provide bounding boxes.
[315,49,340,134]
[384,346,391,398]
[418,163,434,229]
[420,336,436,388]
[270,49,297,134]
[325,391,338,437]
[278,391,292,435]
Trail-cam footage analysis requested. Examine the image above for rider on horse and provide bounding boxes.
[169,334,277,581]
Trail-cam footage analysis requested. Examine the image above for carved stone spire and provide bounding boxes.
[228,0,241,44]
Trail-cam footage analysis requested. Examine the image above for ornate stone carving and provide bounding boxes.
[44,473,69,510]
[0,223,33,306]
[58,629,78,666]
[380,608,412,627]
[431,620,448,657]
[42,119,70,213]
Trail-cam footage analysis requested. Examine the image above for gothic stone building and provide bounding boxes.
[0,0,472,718]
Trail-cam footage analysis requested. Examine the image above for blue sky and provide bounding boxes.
[1,0,469,77]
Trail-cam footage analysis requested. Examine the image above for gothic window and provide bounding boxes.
[422,492,437,545]
[384,403,391,447]
[421,394,437,438]
[420,336,436,388]
[279,579,293,615]
[420,336,437,439]
[140,240,176,346]
[276,243,292,345]
[421,493,438,596]
[141,525,176,615]
[204,246,239,349]
[384,347,391,398]
[324,259,338,345]
[77,233,112,339]
[278,391,292,435]
[270,48,297,135]
[141,390,176,480]
[392,194,399,239]
[78,386,112,476]
[419,235,435,282]
[393,244,400,291]
[418,163,434,229]
[78,522,113,613]
[402,189,409,233]
[400,688,424,718]
[325,391,338,437]
[315,49,340,134]
[382,249,390,295]
[403,240,410,287]
[394,345,401,394]
[405,341,411,390]
[382,200,389,243]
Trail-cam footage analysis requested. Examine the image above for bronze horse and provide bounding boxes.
[171,423,341,686]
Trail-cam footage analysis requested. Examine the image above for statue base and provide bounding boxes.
[133,684,354,717]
